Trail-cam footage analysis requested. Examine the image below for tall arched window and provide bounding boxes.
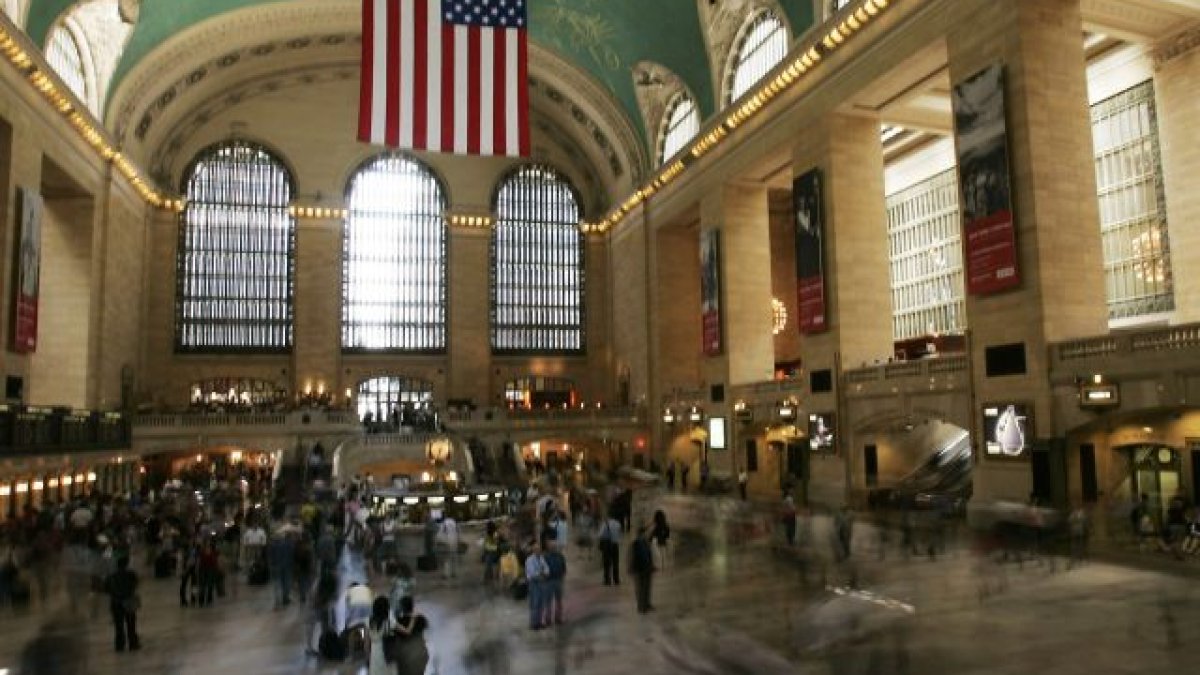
[343,154,447,352]
[45,25,87,103]
[727,10,789,104]
[176,141,295,351]
[492,165,584,353]
[659,92,700,164]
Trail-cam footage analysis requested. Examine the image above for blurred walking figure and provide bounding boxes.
[597,511,622,586]
[542,540,567,625]
[1067,506,1090,566]
[525,541,550,630]
[780,495,797,546]
[105,556,140,652]
[630,523,656,614]
[651,509,671,571]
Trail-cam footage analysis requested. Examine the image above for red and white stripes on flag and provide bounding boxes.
[359,0,530,157]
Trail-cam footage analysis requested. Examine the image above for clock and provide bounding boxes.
[1157,447,1174,465]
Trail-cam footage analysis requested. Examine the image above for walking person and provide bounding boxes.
[197,538,220,607]
[525,541,550,630]
[680,464,690,493]
[105,556,140,652]
[438,513,461,579]
[738,469,749,501]
[365,596,394,675]
[597,510,622,586]
[268,529,296,608]
[542,540,566,626]
[482,522,501,588]
[780,495,798,547]
[392,596,430,675]
[651,509,671,571]
[630,524,656,614]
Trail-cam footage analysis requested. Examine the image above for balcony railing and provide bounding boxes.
[444,406,644,428]
[1053,323,1200,364]
[844,354,970,386]
[0,406,130,454]
[133,410,362,431]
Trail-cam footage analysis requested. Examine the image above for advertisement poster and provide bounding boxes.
[982,403,1031,458]
[808,413,835,453]
[793,168,827,333]
[700,228,722,356]
[952,64,1019,295]
[12,187,42,353]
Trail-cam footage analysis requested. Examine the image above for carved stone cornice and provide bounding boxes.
[1154,25,1200,67]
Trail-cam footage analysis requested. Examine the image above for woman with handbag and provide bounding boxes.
[392,596,430,675]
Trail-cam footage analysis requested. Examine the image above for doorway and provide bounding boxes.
[1124,444,1181,522]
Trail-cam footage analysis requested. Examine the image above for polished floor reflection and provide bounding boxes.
[1,493,1198,674]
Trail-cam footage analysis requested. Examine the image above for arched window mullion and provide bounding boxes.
[176,141,294,352]
[728,10,788,105]
[492,165,584,354]
[342,154,447,352]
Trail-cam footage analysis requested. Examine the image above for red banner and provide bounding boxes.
[12,188,42,354]
[797,276,826,333]
[964,208,1019,294]
[700,228,721,356]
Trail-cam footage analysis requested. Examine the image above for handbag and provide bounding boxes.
[122,593,141,613]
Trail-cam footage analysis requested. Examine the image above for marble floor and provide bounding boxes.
[2,493,1198,675]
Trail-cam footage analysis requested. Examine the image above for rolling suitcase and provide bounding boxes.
[416,554,438,572]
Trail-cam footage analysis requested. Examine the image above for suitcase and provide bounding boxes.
[510,579,528,601]
[416,554,438,572]
[248,559,270,586]
[318,628,346,661]
[155,551,175,578]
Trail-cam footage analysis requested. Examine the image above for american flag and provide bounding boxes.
[359,0,530,157]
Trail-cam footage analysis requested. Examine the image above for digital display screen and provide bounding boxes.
[983,403,1032,458]
[808,413,835,453]
[708,417,727,450]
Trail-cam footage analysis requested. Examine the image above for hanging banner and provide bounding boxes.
[952,63,1019,295]
[793,168,827,333]
[12,187,42,354]
[700,228,722,356]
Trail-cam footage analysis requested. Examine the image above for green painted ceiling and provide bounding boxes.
[27,0,815,140]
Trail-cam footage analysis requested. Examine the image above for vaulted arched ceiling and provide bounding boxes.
[27,0,817,143]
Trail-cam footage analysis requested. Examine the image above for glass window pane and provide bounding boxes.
[660,93,700,164]
[176,141,295,351]
[729,12,788,104]
[492,166,584,353]
[886,168,966,341]
[342,154,447,351]
[1090,80,1173,320]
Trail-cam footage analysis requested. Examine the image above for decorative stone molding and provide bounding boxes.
[118,0,139,24]
[631,61,689,164]
[1154,25,1200,67]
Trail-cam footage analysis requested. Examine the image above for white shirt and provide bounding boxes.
[242,527,267,547]
[439,518,459,546]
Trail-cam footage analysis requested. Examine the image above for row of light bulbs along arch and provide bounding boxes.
[0,0,895,236]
